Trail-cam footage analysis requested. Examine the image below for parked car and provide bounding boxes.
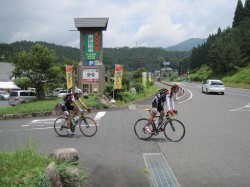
[8,90,36,106]
[202,79,225,95]
[52,88,64,97]
[57,90,69,97]
[0,91,10,100]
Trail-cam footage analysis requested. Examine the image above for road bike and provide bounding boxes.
[54,110,97,137]
[134,109,185,142]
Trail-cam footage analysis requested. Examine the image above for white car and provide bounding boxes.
[57,90,69,97]
[202,80,225,95]
[0,91,10,100]
[52,88,65,97]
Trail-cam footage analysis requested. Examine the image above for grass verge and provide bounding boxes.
[0,95,101,115]
[115,84,160,106]
[0,136,87,186]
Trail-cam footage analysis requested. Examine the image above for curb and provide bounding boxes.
[0,106,107,120]
[0,111,55,120]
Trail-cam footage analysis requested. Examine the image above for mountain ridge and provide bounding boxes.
[165,38,207,51]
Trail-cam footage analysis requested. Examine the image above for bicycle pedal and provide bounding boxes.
[153,131,159,135]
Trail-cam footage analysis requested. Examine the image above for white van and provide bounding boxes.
[8,90,36,106]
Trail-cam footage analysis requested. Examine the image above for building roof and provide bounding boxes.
[74,18,109,30]
[0,62,14,81]
[0,81,20,90]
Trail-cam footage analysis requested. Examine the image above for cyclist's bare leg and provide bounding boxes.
[63,111,71,129]
[146,108,157,127]
[73,106,79,116]
[159,110,165,121]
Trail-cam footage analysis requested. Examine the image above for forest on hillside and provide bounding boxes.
[179,0,250,76]
[0,41,190,72]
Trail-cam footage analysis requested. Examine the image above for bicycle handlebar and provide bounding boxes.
[145,108,178,118]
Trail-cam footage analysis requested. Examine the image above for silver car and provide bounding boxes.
[0,91,10,100]
[8,90,36,106]
[202,80,225,95]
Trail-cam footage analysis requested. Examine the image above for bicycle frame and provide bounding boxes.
[134,109,185,141]
[150,110,177,134]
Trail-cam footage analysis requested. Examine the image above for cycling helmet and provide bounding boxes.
[74,89,82,94]
[171,83,180,93]
[172,83,180,88]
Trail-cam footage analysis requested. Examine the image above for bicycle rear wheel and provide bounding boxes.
[164,119,185,142]
[54,117,69,137]
[134,118,153,140]
[79,117,97,137]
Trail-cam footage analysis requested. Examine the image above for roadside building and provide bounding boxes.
[0,62,20,91]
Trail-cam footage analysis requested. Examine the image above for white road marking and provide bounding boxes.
[32,127,54,130]
[128,105,137,109]
[31,119,56,123]
[230,103,250,111]
[178,88,193,104]
[0,112,107,133]
[94,111,106,120]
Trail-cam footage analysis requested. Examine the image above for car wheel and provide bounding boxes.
[221,92,224,95]
[206,88,209,94]
[0,97,4,100]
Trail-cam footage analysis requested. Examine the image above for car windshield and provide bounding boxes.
[211,81,223,85]
[60,91,68,93]
[1,92,9,95]
[10,92,18,96]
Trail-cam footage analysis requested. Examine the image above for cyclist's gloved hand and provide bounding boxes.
[173,110,178,114]
[79,108,83,113]
[87,108,91,113]
[168,110,174,115]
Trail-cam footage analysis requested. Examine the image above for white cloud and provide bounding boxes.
[0,0,237,48]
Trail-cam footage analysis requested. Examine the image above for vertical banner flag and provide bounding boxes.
[142,72,147,87]
[148,72,152,82]
[66,65,74,90]
[114,64,124,89]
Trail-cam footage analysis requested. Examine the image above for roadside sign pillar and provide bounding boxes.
[74,18,109,94]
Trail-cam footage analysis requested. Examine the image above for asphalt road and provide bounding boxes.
[0,83,249,186]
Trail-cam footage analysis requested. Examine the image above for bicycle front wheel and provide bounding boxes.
[164,119,185,142]
[54,117,69,137]
[134,118,153,140]
[79,117,97,137]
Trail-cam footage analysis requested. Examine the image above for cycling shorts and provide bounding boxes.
[152,99,164,113]
[60,103,74,112]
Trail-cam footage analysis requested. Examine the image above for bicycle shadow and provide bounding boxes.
[55,134,86,138]
[134,137,169,142]
[148,138,168,142]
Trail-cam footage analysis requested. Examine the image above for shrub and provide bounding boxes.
[133,82,144,93]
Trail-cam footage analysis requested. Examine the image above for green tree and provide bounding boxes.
[12,44,56,99]
[238,18,250,63]
[244,0,250,18]
[207,29,241,73]
[233,0,245,28]
[13,77,32,90]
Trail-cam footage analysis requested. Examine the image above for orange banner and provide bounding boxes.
[114,64,124,90]
[66,65,74,90]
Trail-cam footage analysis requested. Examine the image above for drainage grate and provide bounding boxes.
[143,153,181,187]
[128,104,137,109]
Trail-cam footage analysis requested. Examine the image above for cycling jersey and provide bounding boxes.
[152,90,175,112]
[60,94,79,112]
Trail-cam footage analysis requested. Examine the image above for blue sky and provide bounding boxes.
[0,0,239,48]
